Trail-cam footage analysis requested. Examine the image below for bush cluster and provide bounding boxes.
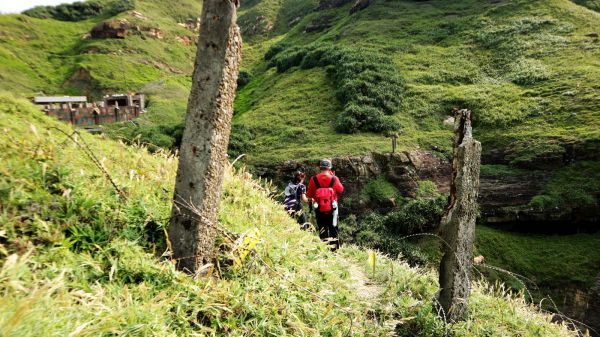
[23,0,135,21]
[341,213,432,265]
[265,42,404,133]
[361,177,400,205]
[228,124,256,158]
[384,196,446,235]
[237,70,253,88]
[341,181,447,265]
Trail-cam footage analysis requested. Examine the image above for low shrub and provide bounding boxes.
[237,70,252,88]
[384,196,446,235]
[23,0,135,21]
[264,42,291,61]
[507,58,551,85]
[361,177,400,205]
[228,124,256,158]
[336,104,400,133]
[529,160,600,210]
[341,213,433,265]
[264,42,405,133]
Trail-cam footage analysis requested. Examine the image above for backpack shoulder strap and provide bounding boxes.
[328,176,337,188]
[312,176,321,189]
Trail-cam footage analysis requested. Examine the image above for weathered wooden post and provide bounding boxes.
[438,109,481,322]
[168,0,242,274]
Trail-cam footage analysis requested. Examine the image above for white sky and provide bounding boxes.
[0,0,79,14]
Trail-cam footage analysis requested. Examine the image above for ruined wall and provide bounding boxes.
[44,106,140,126]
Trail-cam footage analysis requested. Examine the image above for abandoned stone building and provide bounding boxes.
[34,93,145,126]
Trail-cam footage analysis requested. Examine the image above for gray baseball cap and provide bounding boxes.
[319,159,332,169]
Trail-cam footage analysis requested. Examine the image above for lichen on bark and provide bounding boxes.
[438,109,482,322]
[168,0,242,274]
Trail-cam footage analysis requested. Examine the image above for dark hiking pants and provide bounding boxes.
[315,211,339,251]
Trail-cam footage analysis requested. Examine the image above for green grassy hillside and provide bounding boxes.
[0,0,198,148]
[1,0,598,164]
[0,93,579,336]
[232,0,600,164]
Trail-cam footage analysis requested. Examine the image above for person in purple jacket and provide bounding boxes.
[283,171,309,228]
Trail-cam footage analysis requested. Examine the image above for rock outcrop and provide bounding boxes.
[175,35,194,46]
[178,18,200,31]
[256,151,450,214]
[304,15,334,33]
[255,146,599,227]
[350,0,375,13]
[90,19,164,40]
[91,20,129,39]
[585,276,600,335]
[318,0,353,10]
[239,15,273,36]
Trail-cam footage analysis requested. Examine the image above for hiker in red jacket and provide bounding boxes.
[307,159,344,251]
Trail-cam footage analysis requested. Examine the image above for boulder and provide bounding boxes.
[350,0,374,13]
[90,20,130,39]
[146,28,163,39]
[175,35,194,46]
[129,11,147,20]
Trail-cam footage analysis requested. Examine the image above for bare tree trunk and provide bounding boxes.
[168,0,242,274]
[438,109,481,322]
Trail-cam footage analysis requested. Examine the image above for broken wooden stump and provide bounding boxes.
[438,109,481,322]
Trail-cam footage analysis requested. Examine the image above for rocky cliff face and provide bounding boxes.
[256,149,599,227]
[552,277,600,337]
[257,151,450,214]
[586,276,600,335]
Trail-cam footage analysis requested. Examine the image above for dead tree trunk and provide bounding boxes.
[438,109,481,322]
[168,0,242,274]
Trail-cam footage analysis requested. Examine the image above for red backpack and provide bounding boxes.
[312,176,337,213]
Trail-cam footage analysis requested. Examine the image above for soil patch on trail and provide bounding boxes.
[340,255,401,336]
[343,257,383,301]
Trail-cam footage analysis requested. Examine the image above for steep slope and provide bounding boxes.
[0,94,572,336]
[1,0,598,166]
[0,93,579,336]
[234,0,600,164]
[0,0,199,148]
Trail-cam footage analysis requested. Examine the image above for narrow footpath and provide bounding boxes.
[339,255,401,336]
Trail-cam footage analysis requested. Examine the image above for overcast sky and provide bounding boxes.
[0,0,79,14]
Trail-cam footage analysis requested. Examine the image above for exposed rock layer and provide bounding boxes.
[256,148,599,226]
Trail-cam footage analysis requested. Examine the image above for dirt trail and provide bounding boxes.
[340,256,400,336]
[344,257,382,301]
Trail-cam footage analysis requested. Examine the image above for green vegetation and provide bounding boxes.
[572,0,600,11]
[4,0,598,169]
[343,181,447,265]
[23,0,135,21]
[343,248,575,337]
[0,93,577,336]
[231,0,600,164]
[476,226,600,291]
[360,177,400,205]
[266,42,404,133]
[529,160,600,209]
